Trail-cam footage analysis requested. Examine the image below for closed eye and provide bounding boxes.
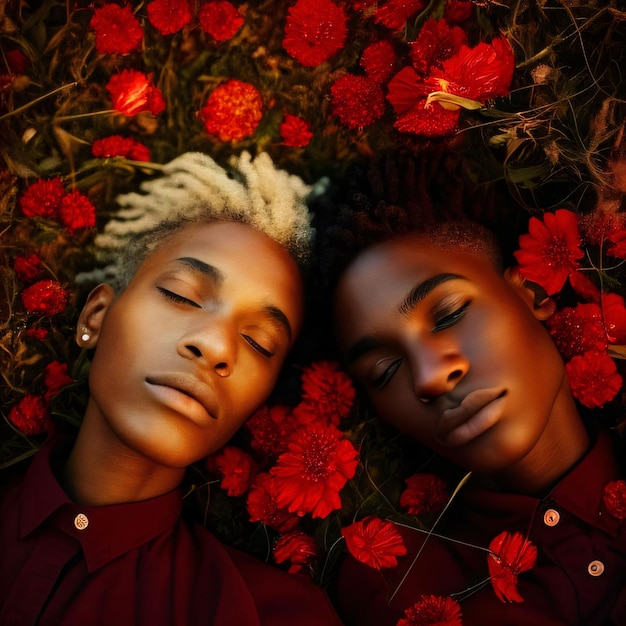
[157,287,201,308]
[242,334,274,358]
[433,301,470,332]
[372,357,402,389]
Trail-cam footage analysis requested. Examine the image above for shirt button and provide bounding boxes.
[543,509,560,527]
[588,560,604,577]
[74,513,89,530]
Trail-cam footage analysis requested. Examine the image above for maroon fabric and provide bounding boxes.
[335,431,626,625]
[0,438,343,626]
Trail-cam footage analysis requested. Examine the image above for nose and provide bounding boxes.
[410,339,469,403]
[177,316,236,378]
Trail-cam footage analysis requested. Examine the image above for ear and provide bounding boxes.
[503,267,556,321]
[76,284,116,349]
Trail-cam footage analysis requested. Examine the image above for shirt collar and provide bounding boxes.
[19,436,183,572]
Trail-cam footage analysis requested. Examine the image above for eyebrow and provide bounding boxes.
[174,257,292,342]
[344,273,467,366]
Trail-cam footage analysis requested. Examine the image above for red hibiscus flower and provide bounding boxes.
[106,69,166,116]
[270,422,358,518]
[198,1,244,42]
[566,350,622,409]
[90,4,143,55]
[282,0,348,67]
[488,531,538,603]
[547,303,608,361]
[43,361,74,401]
[330,74,386,130]
[146,0,193,35]
[246,404,298,462]
[273,530,318,574]
[397,595,463,626]
[342,516,407,570]
[59,190,96,235]
[21,280,69,315]
[375,0,425,31]
[19,177,65,219]
[200,79,263,142]
[211,446,258,497]
[399,473,449,515]
[8,394,52,436]
[14,253,42,283]
[280,114,313,148]
[246,472,300,533]
[409,19,467,76]
[361,40,397,82]
[92,135,151,162]
[514,209,584,296]
[603,480,626,521]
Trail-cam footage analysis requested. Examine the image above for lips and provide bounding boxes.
[435,387,507,447]
[145,374,218,422]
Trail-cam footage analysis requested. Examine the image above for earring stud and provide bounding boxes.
[81,333,90,342]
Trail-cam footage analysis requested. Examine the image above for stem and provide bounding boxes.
[0,83,78,121]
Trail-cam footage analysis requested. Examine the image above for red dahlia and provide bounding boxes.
[90,4,143,55]
[146,0,193,35]
[198,1,244,42]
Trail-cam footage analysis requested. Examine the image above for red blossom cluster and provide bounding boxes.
[514,209,626,408]
[92,135,151,162]
[396,594,463,626]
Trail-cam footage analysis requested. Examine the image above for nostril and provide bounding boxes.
[449,369,464,382]
[186,345,202,358]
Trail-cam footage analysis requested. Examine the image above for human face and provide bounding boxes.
[334,234,572,475]
[83,221,303,469]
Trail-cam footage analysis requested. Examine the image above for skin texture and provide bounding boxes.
[65,221,303,505]
[334,233,589,495]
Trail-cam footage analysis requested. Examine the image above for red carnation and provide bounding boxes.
[273,530,318,574]
[106,69,166,117]
[547,303,608,361]
[342,516,407,570]
[488,531,538,603]
[198,1,244,42]
[603,480,626,521]
[397,595,463,626]
[566,350,622,409]
[90,4,143,55]
[375,0,425,31]
[270,422,358,519]
[21,280,69,315]
[92,135,151,162]
[280,114,313,148]
[19,177,65,219]
[146,0,193,35]
[59,190,96,235]
[211,446,258,497]
[247,473,300,533]
[245,404,298,462]
[330,74,386,130]
[283,0,348,67]
[399,473,449,515]
[409,18,467,75]
[8,394,52,436]
[361,41,397,83]
[14,253,42,283]
[200,79,263,142]
[514,209,584,295]
[43,361,74,400]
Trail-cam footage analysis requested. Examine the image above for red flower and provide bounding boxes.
[59,190,96,235]
[246,473,300,533]
[514,209,584,295]
[14,253,42,283]
[399,473,449,515]
[273,530,318,574]
[245,404,298,462]
[282,0,348,67]
[547,303,608,361]
[375,0,425,31]
[90,4,143,55]
[106,69,166,116]
[444,0,473,24]
[270,422,359,518]
[603,480,626,521]
[409,19,467,75]
[43,361,74,400]
[21,280,69,315]
[488,531,538,603]
[608,228,626,259]
[280,114,313,148]
[602,293,626,344]
[330,74,386,130]
[25,328,49,341]
[146,0,193,35]
[397,595,463,626]
[361,41,397,82]
[198,1,244,42]
[566,350,622,409]
[342,516,407,570]
[211,446,258,496]
[200,79,263,142]
[92,135,151,162]
[8,394,52,436]
[19,177,65,219]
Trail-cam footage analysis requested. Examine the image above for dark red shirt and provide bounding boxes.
[335,431,626,625]
[0,438,343,626]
